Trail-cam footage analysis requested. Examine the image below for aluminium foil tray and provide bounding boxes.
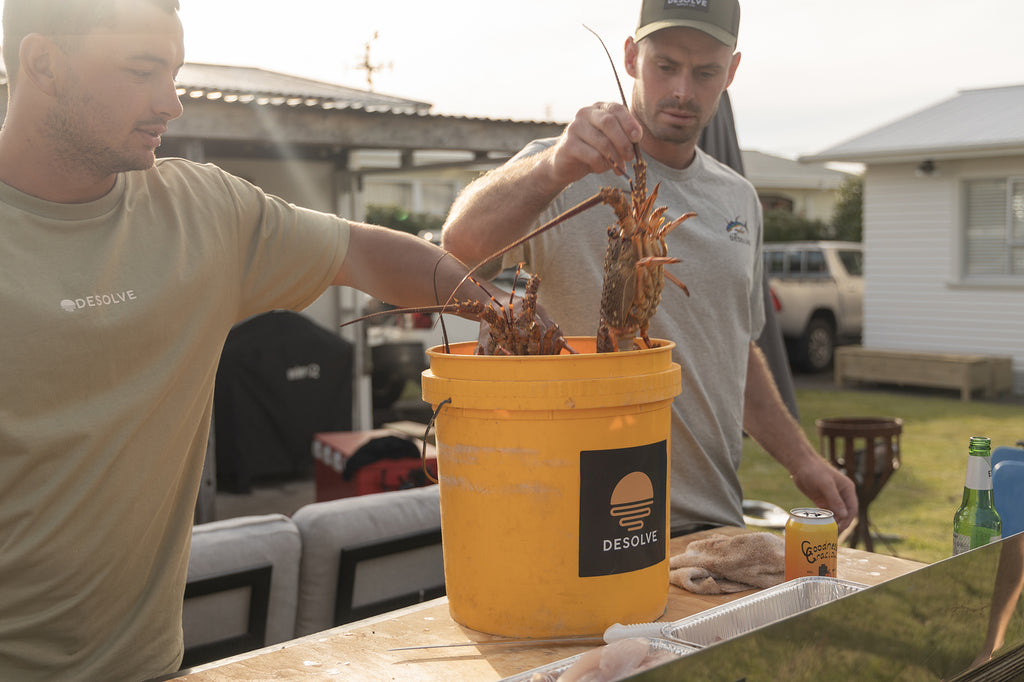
[661,576,866,647]
[501,577,865,681]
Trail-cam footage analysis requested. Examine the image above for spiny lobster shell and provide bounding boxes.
[596,178,689,352]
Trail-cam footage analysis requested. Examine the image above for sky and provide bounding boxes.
[4,1,1024,160]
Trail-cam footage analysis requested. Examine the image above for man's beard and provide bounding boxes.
[45,88,156,179]
[634,91,720,146]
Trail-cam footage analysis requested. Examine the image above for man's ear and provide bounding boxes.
[725,51,741,89]
[624,37,640,79]
[19,34,61,96]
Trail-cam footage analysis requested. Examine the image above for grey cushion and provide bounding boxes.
[185,513,301,648]
[292,485,443,636]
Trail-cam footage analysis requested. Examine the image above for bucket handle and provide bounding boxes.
[421,398,450,484]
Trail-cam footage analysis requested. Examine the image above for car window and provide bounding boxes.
[765,250,786,275]
[837,249,864,276]
[785,250,803,274]
[805,250,827,274]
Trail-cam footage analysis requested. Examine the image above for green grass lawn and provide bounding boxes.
[738,384,1023,565]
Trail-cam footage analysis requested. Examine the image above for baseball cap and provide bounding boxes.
[635,0,741,48]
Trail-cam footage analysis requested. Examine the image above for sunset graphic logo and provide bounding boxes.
[609,471,655,532]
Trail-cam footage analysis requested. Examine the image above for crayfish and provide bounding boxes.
[450,26,695,353]
[345,27,694,355]
[589,25,695,351]
[442,266,574,356]
[343,263,574,356]
[593,164,694,352]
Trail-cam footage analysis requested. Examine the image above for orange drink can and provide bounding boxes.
[784,508,838,580]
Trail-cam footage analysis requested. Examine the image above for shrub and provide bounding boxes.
[831,175,864,242]
[364,204,445,237]
[763,209,830,242]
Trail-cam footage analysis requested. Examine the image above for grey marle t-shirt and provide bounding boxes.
[501,141,765,530]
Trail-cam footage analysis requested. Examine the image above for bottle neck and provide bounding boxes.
[969,436,992,458]
[961,487,997,508]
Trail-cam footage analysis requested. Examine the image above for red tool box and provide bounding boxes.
[311,429,437,501]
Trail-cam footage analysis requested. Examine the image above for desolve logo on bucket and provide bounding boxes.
[578,442,667,577]
[609,472,655,532]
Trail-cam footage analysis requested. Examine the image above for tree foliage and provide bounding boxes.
[830,175,864,242]
[762,174,864,243]
[364,204,445,237]
[763,209,829,242]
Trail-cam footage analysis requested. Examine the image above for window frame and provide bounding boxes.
[961,176,1024,282]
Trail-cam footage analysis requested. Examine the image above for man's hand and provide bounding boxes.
[742,343,859,533]
[548,102,643,186]
[789,459,859,534]
[441,101,639,270]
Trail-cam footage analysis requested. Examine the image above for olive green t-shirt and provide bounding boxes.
[0,158,348,681]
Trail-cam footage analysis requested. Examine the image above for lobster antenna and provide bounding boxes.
[583,24,628,108]
[583,24,642,180]
[436,193,603,315]
[431,253,452,354]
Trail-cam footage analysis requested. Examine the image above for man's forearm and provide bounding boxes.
[442,147,564,267]
[744,342,857,529]
[335,222,484,309]
[743,342,817,470]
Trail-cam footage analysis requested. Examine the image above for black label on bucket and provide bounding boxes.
[578,441,667,577]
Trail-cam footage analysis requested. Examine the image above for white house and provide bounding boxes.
[802,84,1024,395]
[742,150,852,223]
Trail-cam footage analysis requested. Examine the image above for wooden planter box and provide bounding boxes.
[835,347,1013,401]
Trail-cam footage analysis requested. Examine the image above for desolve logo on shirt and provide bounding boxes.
[60,290,138,312]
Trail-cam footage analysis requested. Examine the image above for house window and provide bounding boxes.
[964,177,1024,278]
[760,195,794,213]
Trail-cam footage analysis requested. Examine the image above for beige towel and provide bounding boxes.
[669,532,785,594]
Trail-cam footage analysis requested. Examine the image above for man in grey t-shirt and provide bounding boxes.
[442,0,856,535]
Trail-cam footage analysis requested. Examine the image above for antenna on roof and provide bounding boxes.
[356,31,393,91]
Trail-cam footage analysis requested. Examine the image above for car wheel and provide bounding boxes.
[797,317,835,372]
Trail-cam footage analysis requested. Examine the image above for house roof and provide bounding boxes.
[0,62,566,163]
[801,84,1024,164]
[175,63,434,115]
[741,150,852,190]
[3,61,555,124]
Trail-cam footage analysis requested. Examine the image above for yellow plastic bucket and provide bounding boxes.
[421,337,681,637]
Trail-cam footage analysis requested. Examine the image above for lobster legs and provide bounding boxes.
[595,184,696,352]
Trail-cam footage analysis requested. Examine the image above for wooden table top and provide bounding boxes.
[175,527,926,681]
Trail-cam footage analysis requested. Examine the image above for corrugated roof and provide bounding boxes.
[802,84,1024,163]
[0,61,560,124]
[175,63,433,115]
[172,63,563,126]
[0,62,431,113]
[741,150,851,190]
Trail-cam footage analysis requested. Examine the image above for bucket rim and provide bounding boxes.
[425,336,676,360]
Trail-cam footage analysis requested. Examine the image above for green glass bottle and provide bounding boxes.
[952,436,1002,556]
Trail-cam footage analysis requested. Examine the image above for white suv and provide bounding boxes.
[763,241,863,372]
